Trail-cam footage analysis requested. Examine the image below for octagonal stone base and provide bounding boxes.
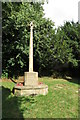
[14,84,48,96]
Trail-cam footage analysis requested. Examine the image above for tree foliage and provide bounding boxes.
[53,22,80,76]
[2,2,55,77]
[2,3,80,77]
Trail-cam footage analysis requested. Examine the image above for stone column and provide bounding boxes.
[29,22,33,72]
[24,22,38,86]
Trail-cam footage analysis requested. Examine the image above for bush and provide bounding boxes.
[1,71,8,79]
[51,71,66,79]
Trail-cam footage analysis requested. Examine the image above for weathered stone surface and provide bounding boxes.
[24,72,38,86]
[29,22,33,72]
[14,84,48,96]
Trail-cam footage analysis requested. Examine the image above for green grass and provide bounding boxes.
[1,77,79,118]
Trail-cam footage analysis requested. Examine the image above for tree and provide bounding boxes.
[53,21,80,77]
[2,2,55,77]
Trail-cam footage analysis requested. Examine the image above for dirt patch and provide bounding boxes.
[1,77,24,83]
[1,78,12,82]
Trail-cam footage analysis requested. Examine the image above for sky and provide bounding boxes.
[43,0,80,28]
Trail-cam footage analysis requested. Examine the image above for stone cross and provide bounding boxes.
[14,21,48,96]
[29,22,33,72]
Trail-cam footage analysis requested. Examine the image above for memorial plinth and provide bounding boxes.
[24,72,38,86]
[14,22,48,96]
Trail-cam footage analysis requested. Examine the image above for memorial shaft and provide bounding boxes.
[29,22,33,72]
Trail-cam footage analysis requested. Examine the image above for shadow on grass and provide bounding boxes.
[2,86,24,119]
[64,77,80,85]
[2,86,37,119]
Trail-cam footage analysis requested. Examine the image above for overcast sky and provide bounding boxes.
[43,0,80,27]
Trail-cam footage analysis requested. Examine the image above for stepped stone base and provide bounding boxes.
[14,84,48,96]
[14,72,48,96]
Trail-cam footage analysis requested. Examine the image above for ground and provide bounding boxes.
[0,77,79,118]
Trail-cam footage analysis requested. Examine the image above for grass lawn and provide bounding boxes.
[1,77,79,118]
